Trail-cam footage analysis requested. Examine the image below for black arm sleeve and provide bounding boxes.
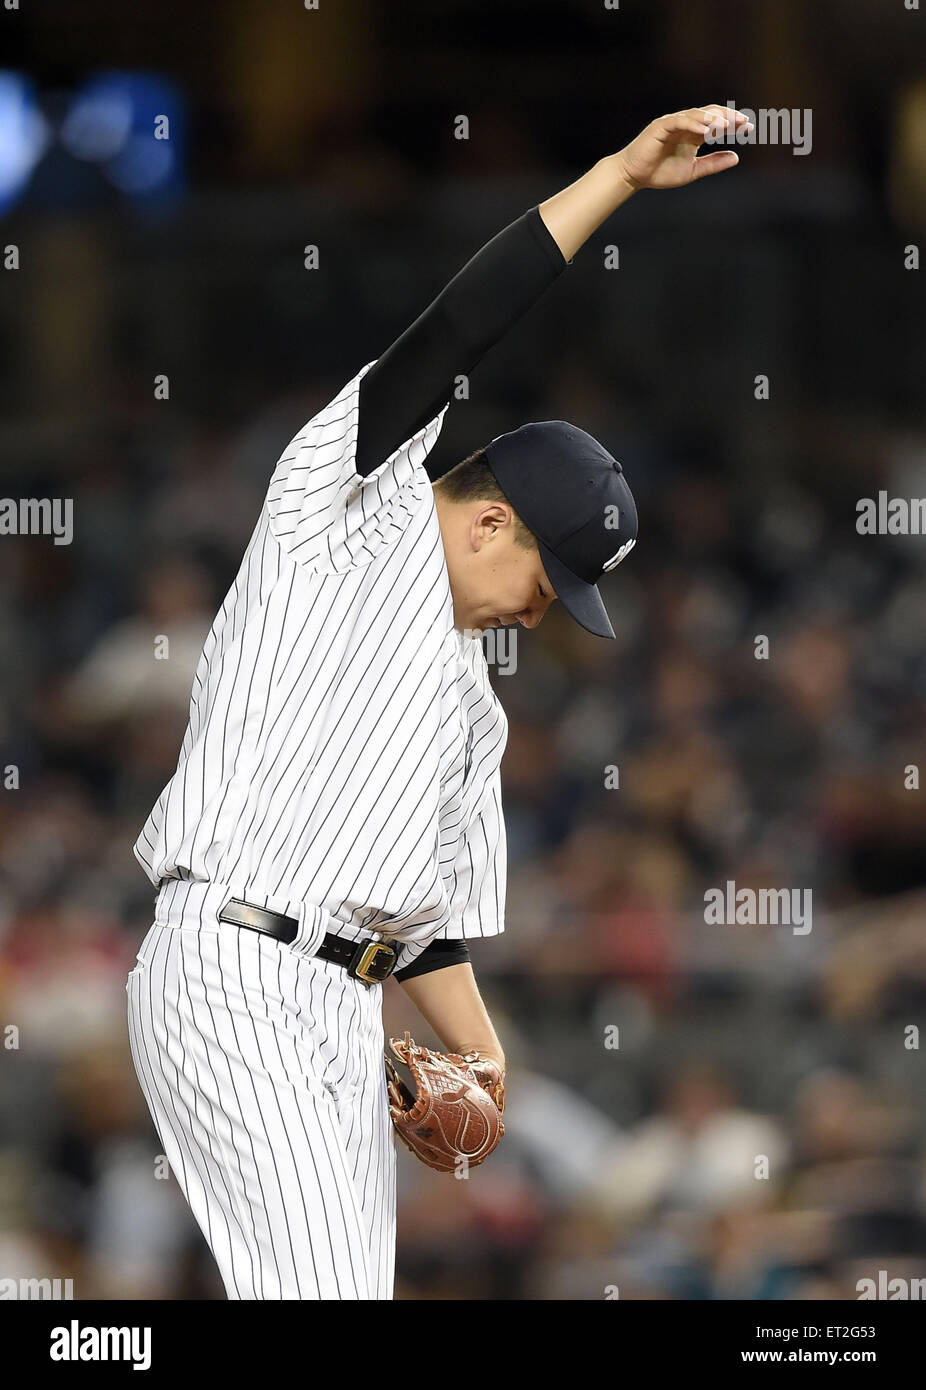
[355,205,568,479]
[392,936,472,983]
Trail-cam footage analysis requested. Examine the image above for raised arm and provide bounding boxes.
[355,206,567,477]
[355,105,750,479]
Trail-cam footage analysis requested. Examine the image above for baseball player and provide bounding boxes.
[126,107,749,1300]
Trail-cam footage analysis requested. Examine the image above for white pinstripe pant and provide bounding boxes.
[125,892,396,1300]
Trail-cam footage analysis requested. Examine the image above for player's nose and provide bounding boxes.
[523,592,557,627]
[517,606,544,629]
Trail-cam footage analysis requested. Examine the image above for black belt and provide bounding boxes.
[217,898,398,986]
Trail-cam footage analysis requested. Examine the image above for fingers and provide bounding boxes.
[696,105,753,132]
[700,107,754,143]
[660,106,754,140]
[690,150,740,180]
[660,115,716,141]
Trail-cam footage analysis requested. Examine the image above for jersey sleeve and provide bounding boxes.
[266,359,449,573]
[391,778,506,976]
[434,768,507,941]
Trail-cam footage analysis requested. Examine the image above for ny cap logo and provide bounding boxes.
[601,537,636,572]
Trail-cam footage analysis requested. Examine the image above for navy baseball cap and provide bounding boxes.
[483,421,637,639]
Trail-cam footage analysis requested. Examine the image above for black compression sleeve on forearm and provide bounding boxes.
[355,205,568,479]
[392,936,472,983]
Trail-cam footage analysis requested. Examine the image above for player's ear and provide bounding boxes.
[473,501,505,545]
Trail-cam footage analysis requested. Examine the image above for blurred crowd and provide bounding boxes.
[2,0,926,1300]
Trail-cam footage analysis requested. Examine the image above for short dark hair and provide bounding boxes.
[434,448,535,549]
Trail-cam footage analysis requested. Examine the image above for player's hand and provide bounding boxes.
[461,1049,506,1114]
[613,106,753,192]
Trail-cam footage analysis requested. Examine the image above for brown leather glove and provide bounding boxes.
[384,1031,505,1172]
[460,1050,506,1115]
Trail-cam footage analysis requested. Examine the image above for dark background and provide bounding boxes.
[1,0,925,1300]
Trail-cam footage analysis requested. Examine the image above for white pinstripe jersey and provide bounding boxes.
[134,361,507,971]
